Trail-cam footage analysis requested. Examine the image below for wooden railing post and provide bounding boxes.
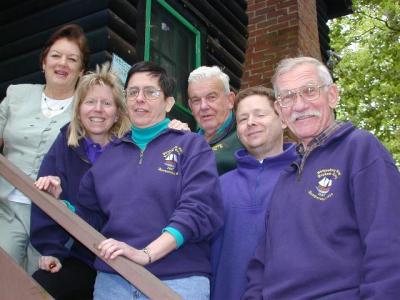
[0,154,182,300]
[0,247,54,300]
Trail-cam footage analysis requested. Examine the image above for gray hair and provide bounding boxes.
[188,66,230,93]
[271,57,333,95]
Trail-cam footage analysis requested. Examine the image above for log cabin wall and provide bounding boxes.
[0,0,351,118]
[0,0,248,99]
[173,0,248,93]
[0,0,139,99]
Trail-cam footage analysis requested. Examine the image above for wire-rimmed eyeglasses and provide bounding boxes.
[125,87,162,101]
[277,84,330,108]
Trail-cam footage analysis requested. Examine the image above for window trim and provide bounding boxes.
[144,0,201,66]
[144,0,201,117]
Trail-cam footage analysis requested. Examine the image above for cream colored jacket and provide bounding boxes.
[0,84,72,220]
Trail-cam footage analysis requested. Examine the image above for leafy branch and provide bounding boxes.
[357,9,400,32]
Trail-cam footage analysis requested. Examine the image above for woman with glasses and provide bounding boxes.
[76,61,223,299]
[31,62,190,299]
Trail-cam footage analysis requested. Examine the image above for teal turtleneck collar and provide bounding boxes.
[131,118,170,150]
[198,111,233,137]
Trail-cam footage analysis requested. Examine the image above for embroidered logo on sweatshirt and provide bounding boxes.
[212,143,224,151]
[158,146,183,175]
[308,168,341,201]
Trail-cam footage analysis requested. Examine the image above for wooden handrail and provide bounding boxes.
[0,154,182,300]
[0,247,54,300]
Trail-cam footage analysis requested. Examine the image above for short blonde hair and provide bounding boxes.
[68,62,131,147]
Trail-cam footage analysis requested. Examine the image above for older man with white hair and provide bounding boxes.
[243,56,400,299]
[188,66,242,175]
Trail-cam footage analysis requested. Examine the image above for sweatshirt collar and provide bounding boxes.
[83,137,111,163]
[131,118,170,150]
[235,143,296,168]
[198,111,235,145]
[293,121,354,176]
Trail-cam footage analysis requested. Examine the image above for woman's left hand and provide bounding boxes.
[38,255,62,273]
[34,176,62,199]
[168,119,190,131]
[97,238,150,265]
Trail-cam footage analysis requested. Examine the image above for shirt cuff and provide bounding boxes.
[62,200,76,213]
[162,226,185,248]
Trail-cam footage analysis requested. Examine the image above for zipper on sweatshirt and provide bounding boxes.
[289,160,302,181]
[138,150,144,165]
[253,164,264,205]
[123,128,182,165]
[73,146,91,165]
[79,155,91,165]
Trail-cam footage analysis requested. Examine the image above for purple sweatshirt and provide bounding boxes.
[243,122,400,299]
[30,124,95,266]
[211,143,296,300]
[76,129,224,279]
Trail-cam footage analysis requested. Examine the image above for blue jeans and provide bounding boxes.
[94,271,210,299]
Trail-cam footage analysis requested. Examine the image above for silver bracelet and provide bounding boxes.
[142,247,152,264]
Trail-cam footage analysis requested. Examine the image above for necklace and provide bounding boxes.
[43,96,65,111]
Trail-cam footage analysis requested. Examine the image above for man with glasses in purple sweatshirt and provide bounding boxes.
[243,56,400,299]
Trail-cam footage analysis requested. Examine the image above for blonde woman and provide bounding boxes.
[31,62,189,299]
[31,63,130,299]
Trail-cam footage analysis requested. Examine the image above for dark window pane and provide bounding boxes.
[150,2,197,129]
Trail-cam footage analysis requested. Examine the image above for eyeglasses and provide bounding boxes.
[125,87,161,101]
[277,84,329,108]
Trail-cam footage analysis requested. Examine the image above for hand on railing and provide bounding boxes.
[98,238,150,266]
[38,255,62,273]
[0,154,182,299]
[34,176,62,199]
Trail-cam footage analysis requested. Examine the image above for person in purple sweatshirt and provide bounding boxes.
[75,61,223,299]
[30,63,131,299]
[243,56,400,299]
[211,86,296,300]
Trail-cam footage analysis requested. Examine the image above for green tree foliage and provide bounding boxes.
[329,0,400,165]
